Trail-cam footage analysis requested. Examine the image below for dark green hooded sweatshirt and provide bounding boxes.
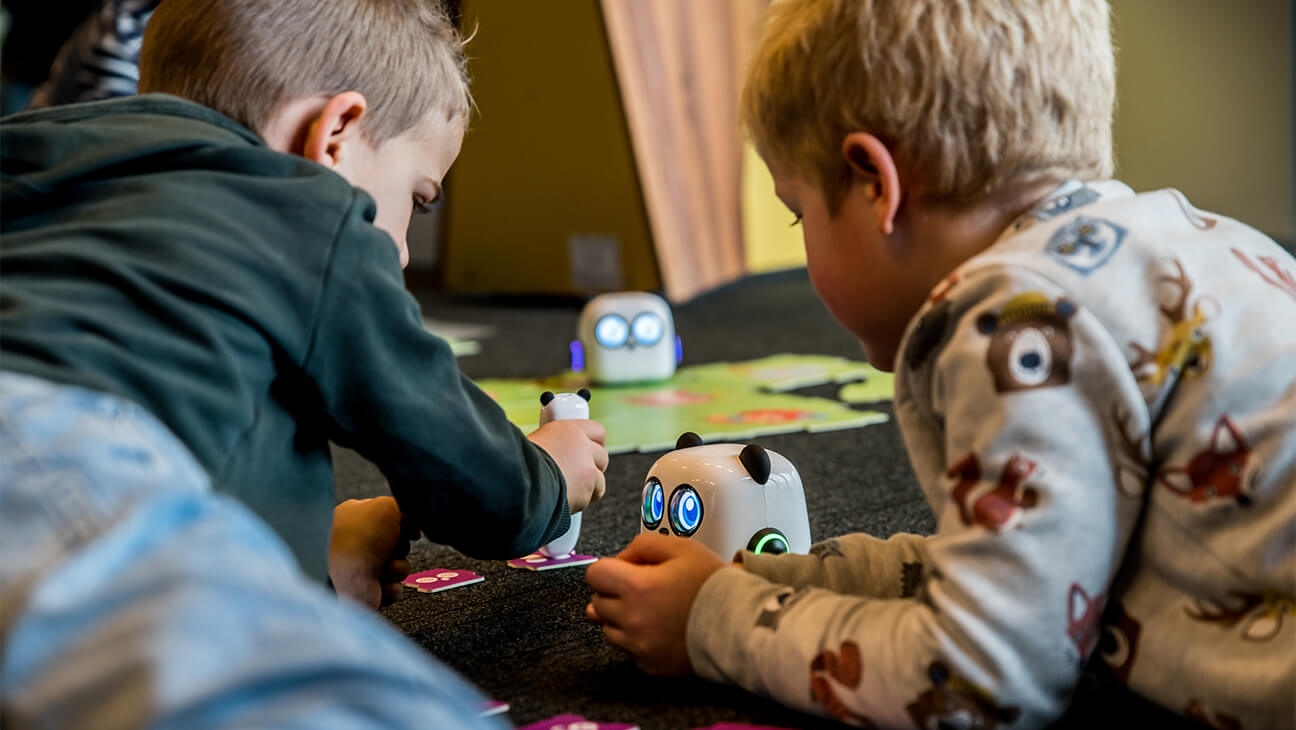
[0,95,569,582]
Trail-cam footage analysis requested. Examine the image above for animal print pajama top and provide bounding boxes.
[685,180,1296,729]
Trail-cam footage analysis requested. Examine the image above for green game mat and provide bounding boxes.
[476,354,895,454]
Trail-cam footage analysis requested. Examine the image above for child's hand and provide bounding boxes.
[527,419,609,514]
[329,496,421,610]
[584,532,727,676]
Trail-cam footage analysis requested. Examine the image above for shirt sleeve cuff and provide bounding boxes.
[685,566,781,685]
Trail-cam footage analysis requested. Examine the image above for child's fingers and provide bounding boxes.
[380,581,404,607]
[585,601,603,624]
[585,557,636,597]
[616,531,688,565]
[599,623,634,654]
[590,470,607,503]
[390,537,412,561]
[381,558,410,583]
[372,495,400,517]
[588,592,625,628]
[578,419,607,445]
[401,513,422,542]
[592,442,609,472]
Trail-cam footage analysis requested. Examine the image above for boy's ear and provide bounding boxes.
[302,92,369,169]
[841,132,901,235]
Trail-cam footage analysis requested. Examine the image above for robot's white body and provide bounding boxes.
[575,292,678,385]
[639,433,811,559]
[536,390,590,558]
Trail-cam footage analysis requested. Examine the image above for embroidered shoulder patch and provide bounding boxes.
[976,293,1077,392]
[1045,216,1126,274]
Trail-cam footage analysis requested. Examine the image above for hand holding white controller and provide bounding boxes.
[537,389,592,557]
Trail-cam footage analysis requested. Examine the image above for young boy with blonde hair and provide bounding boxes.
[586,1,1295,727]
[1,0,603,725]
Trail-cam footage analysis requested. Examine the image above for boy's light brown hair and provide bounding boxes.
[742,0,1116,210]
[139,0,471,143]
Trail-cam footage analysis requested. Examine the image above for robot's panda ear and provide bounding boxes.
[675,432,704,450]
[577,388,592,402]
[540,391,555,406]
[740,444,771,484]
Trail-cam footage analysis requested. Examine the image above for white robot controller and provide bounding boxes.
[537,389,592,557]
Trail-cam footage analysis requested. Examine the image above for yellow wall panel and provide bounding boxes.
[742,143,806,273]
[442,0,659,296]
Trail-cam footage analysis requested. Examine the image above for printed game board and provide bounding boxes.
[476,354,894,454]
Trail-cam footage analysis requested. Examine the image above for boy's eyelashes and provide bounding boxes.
[789,213,804,227]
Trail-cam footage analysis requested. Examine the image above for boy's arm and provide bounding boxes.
[736,532,931,598]
[679,269,1146,727]
[301,209,568,559]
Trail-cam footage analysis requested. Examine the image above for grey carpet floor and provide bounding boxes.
[332,269,1189,729]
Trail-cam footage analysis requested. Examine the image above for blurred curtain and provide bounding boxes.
[600,0,769,301]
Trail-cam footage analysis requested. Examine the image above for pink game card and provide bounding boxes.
[401,569,484,593]
[518,715,638,730]
[507,552,599,571]
[516,714,584,730]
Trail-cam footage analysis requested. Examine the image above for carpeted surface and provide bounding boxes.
[333,269,1186,729]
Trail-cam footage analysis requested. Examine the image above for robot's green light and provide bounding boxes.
[752,533,786,555]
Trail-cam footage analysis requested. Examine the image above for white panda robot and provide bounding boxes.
[571,292,680,385]
[640,432,811,559]
[536,389,592,558]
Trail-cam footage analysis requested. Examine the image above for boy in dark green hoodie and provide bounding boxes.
[2,0,608,598]
[0,1,604,726]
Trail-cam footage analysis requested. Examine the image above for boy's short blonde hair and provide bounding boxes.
[742,0,1115,209]
[139,0,471,143]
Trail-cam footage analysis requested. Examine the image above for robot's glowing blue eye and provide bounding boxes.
[668,485,703,537]
[641,478,664,529]
[594,314,630,349]
[631,312,664,346]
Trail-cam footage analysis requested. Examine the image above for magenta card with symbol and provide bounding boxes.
[517,716,638,730]
[516,714,585,730]
[507,552,599,571]
[401,569,484,593]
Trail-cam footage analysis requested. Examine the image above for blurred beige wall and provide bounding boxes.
[1110,0,1292,246]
